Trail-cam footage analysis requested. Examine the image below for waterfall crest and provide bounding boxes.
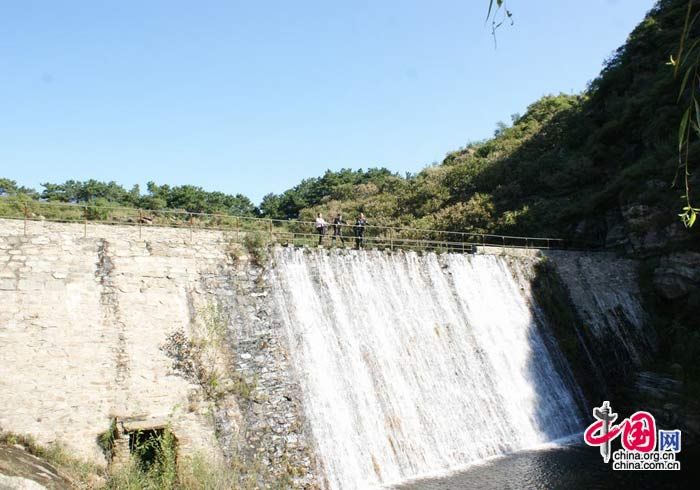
[270,248,584,489]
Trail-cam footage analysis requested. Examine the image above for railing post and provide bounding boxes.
[502,235,505,252]
[236,216,240,242]
[83,206,88,238]
[23,203,28,236]
[269,219,273,242]
[189,215,194,242]
[138,208,142,240]
[390,228,394,251]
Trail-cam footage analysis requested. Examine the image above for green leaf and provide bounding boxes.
[486,0,496,21]
[679,106,691,150]
[677,67,693,101]
[680,37,700,66]
[688,9,700,32]
[675,0,694,76]
[486,0,504,21]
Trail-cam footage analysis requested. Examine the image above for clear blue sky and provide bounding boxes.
[1,0,657,204]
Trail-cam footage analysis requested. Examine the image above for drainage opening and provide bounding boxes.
[102,418,178,469]
[128,428,172,468]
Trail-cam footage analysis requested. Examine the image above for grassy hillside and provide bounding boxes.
[258,0,698,252]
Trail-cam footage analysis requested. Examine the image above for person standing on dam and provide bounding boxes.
[331,213,346,246]
[315,213,328,245]
[354,213,367,249]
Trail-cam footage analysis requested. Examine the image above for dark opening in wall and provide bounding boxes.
[129,428,168,469]
[101,418,178,469]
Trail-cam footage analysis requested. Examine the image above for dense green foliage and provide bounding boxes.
[0,178,39,199]
[0,178,256,216]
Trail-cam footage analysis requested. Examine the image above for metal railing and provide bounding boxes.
[0,199,593,252]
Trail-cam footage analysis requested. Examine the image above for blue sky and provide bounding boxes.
[1,0,657,204]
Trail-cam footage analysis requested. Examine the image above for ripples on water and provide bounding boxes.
[391,444,698,490]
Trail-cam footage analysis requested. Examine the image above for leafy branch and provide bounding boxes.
[486,0,513,44]
[670,0,700,228]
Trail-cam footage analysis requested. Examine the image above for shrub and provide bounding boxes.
[105,428,177,490]
[85,198,112,221]
[243,231,269,266]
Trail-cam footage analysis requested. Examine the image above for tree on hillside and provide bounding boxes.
[41,179,134,204]
[144,181,256,215]
[0,178,38,198]
[487,0,699,227]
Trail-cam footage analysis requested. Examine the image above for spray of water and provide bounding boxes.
[270,248,585,489]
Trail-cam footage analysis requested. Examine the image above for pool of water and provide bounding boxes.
[390,444,698,490]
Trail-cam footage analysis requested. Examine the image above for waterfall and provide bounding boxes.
[270,248,584,489]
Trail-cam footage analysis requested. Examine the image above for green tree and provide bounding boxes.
[0,178,38,198]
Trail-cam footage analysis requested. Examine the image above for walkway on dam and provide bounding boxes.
[0,200,598,252]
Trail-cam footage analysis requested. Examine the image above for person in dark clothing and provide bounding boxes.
[354,213,367,249]
[331,213,346,246]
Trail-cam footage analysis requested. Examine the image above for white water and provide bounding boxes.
[271,248,584,490]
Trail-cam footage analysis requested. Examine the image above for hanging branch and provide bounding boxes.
[486,0,513,46]
[670,0,700,227]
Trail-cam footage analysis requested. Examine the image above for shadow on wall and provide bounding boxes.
[526,258,654,434]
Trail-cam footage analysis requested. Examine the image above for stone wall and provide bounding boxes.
[0,219,232,463]
[0,218,317,487]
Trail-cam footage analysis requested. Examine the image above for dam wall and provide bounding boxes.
[0,218,652,488]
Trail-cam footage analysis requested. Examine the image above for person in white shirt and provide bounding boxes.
[315,213,328,245]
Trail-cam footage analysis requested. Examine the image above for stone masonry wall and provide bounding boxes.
[0,218,318,487]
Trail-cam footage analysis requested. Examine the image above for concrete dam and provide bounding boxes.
[0,219,653,488]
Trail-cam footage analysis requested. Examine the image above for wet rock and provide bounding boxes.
[669,363,684,381]
[653,252,700,300]
[620,204,668,253]
[634,371,683,401]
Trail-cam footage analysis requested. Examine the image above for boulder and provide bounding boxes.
[0,445,72,490]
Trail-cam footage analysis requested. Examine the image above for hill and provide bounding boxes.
[262,0,698,255]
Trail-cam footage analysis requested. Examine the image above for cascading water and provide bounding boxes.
[270,248,584,489]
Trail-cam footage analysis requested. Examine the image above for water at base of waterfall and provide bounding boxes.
[390,444,699,490]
